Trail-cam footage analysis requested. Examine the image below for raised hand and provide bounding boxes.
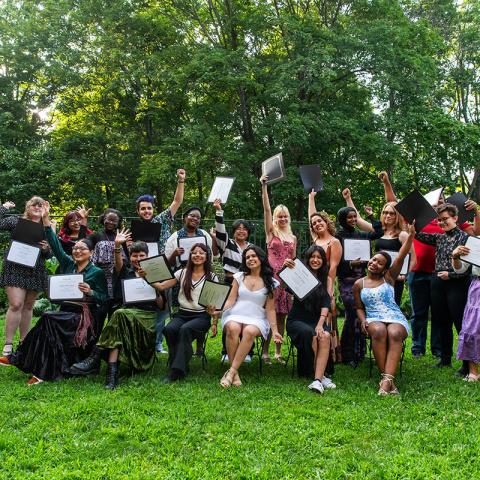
[465,199,478,214]
[308,188,317,200]
[2,201,15,209]
[342,188,351,200]
[260,174,269,185]
[364,206,373,216]
[209,227,217,239]
[115,227,132,246]
[76,204,92,220]
[378,171,389,183]
[177,169,186,182]
[213,198,222,211]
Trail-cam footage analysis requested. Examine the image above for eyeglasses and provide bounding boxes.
[382,211,396,216]
[72,246,89,252]
[437,216,451,223]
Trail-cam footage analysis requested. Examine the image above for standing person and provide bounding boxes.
[260,174,297,364]
[336,189,383,368]
[0,197,51,359]
[354,224,415,395]
[211,198,253,363]
[308,191,343,364]
[152,243,219,383]
[285,246,334,393]
[451,242,480,382]
[135,168,186,354]
[415,203,471,370]
[57,206,92,256]
[3,208,107,382]
[220,246,282,387]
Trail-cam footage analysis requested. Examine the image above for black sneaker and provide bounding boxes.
[433,360,452,368]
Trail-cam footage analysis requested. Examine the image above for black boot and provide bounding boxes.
[68,346,103,376]
[105,362,119,390]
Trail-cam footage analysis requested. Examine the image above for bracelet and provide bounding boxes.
[114,247,122,252]
[177,180,185,183]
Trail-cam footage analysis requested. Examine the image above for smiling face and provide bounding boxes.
[275,209,289,228]
[244,249,261,270]
[185,210,201,230]
[190,246,207,265]
[137,201,154,221]
[367,254,388,275]
[381,206,398,226]
[130,250,148,269]
[437,212,458,232]
[346,211,357,228]
[72,241,91,263]
[26,200,44,220]
[311,214,327,234]
[308,251,324,271]
[68,215,81,233]
[233,224,249,242]
[103,213,119,232]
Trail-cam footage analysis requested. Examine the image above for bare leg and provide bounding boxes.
[469,361,478,376]
[19,290,38,341]
[275,314,286,357]
[231,325,260,371]
[108,348,119,363]
[314,333,331,380]
[225,322,241,367]
[4,287,27,348]
[369,322,388,373]
[262,330,272,360]
[384,324,407,376]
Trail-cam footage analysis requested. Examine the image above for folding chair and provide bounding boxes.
[368,337,405,378]
[284,337,297,377]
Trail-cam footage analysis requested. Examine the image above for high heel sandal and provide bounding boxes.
[232,371,242,387]
[378,373,396,396]
[220,369,234,388]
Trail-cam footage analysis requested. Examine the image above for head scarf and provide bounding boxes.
[336,207,357,236]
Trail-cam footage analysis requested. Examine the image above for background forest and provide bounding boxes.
[1,0,479,220]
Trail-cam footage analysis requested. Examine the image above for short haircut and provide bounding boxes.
[183,206,203,219]
[377,251,392,271]
[232,219,251,236]
[129,241,149,255]
[98,208,123,227]
[136,195,155,210]
[436,203,458,218]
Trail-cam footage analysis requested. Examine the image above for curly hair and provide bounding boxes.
[240,245,276,297]
[309,211,336,237]
[182,243,214,302]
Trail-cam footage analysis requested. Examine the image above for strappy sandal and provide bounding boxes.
[220,369,234,388]
[378,373,395,396]
[2,343,13,356]
[232,371,242,387]
[463,373,480,382]
[274,354,286,365]
[262,354,272,365]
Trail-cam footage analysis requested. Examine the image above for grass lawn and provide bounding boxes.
[0,315,479,480]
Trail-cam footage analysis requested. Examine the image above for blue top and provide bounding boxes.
[360,278,409,333]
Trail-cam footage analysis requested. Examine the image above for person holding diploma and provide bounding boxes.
[415,203,471,370]
[451,242,480,382]
[152,243,218,382]
[78,237,167,389]
[220,246,281,388]
[260,174,297,365]
[57,206,93,256]
[336,192,383,368]
[353,224,415,395]
[284,246,334,393]
[0,197,51,360]
[3,208,108,383]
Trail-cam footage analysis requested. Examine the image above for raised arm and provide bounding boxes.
[308,190,317,219]
[387,224,415,283]
[43,209,74,271]
[465,199,480,235]
[0,202,18,231]
[169,169,186,217]
[260,175,274,242]
[378,171,397,202]
[114,228,131,274]
[213,199,229,256]
[327,239,342,296]
[342,188,374,233]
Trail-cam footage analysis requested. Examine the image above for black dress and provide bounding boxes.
[375,236,404,306]
[286,286,331,378]
[0,206,49,292]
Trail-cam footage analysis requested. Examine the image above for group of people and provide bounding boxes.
[0,168,479,395]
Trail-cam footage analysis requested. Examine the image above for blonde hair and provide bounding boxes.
[272,204,293,240]
[381,201,404,236]
[23,196,45,220]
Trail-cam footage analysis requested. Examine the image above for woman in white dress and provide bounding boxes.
[220,246,282,387]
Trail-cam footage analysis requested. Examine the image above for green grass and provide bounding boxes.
[0,316,479,480]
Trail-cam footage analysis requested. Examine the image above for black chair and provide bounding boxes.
[368,337,405,378]
[220,336,265,373]
[284,337,297,377]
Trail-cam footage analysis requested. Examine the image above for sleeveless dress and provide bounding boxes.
[360,278,410,334]
[267,235,295,314]
[221,272,277,339]
[375,236,404,306]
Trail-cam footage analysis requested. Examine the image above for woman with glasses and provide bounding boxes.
[4,207,107,383]
[57,206,92,256]
[0,197,51,360]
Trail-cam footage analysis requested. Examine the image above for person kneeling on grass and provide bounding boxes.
[219,246,282,388]
[353,223,415,395]
[284,245,335,394]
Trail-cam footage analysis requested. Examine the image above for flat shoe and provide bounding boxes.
[274,355,286,365]
[0,356,12,367]
[463,374,480,382]
[27,376,44,386]
[262,355,272,365]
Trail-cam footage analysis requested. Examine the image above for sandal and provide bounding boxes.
[220,369,234,388]
[232,371,242,387]
[2,343,13,357]
[463,373,480,382]
[262,354,272,365]
[378,373,395,396]
[274,354,286,365]
[27,376,44,386]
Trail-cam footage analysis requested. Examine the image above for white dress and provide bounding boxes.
[221,272,277,339]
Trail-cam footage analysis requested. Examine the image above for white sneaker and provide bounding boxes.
[222,354,230,363]
[156,344,168,354]
[321,376,336,389]
[308,380,324,394]
[244,354,252,363]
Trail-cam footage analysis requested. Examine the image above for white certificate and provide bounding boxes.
[6,240,40,268]
[343,239,371,261]
[178,236,207,262]
[146,242,159,258]
[139,254,174,284]
[207,177,235,204]
[278,258,320,300]
[122,277,157,304]
[460,236,480,268]
[198,280,232,310]
[49,274,84,301]
[383,251,410,276]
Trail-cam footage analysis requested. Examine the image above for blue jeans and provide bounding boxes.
[407,271,442,356]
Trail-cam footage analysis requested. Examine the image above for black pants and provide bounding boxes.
[163,311,211,377]
[430,275,470,363]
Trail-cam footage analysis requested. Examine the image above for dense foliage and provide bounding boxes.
[1,0,479,219]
